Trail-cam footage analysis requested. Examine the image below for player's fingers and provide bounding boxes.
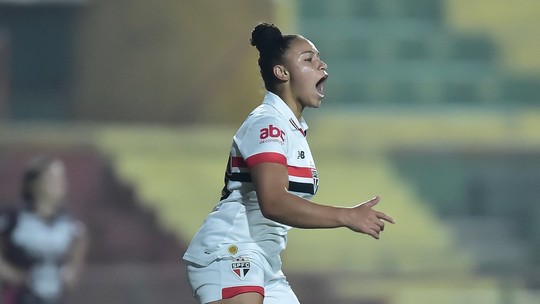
[376,211,395,224]
[375,219,385,231]
[370,223,381,233]
[367,228,380,240]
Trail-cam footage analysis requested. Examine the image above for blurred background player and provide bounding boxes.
[0,156,88,304]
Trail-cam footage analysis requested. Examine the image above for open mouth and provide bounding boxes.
[316,74,328,97]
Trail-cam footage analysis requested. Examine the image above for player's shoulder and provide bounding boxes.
[55,211,86,236]
[241,103,288,131]
[56,210,81,225]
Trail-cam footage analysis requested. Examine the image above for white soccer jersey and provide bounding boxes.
[183,92,319,268]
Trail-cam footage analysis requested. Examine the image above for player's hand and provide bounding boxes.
[345,196,395,239]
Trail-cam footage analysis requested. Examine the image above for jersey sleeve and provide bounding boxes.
[234,115,289,168]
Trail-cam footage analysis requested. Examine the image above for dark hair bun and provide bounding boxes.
[250,23,283,54]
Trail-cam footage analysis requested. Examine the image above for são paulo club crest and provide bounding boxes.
[231,256,251,279]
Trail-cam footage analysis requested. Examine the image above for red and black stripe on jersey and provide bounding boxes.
[220,153,317,200]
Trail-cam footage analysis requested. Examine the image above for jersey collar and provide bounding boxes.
[263,92,309,136]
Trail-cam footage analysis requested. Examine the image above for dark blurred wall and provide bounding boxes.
[73,0,274,124]
[0,28,8,119]
[0,4,81,120]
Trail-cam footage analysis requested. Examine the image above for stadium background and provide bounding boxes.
[1,0,540,303]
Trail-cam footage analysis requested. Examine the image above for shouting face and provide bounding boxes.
[280,36,328,110]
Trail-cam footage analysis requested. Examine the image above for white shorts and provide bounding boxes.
[186,247,300,304]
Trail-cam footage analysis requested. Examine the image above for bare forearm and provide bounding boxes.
[260,191,348,229]
[64,226,88,288]
[251,163,394,238]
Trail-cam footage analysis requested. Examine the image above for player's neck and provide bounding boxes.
[34,201,58,222]
[273,89,303,121]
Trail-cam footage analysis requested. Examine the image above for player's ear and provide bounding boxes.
[273,64,289,81]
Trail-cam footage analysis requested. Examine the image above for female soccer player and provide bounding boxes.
[183,23,395,304]
[0,157,88,304]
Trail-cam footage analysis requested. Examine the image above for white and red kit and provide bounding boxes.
[183,92,319,304]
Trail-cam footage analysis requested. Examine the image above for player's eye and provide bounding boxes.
[305,58,313,62]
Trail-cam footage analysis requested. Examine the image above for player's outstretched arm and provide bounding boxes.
[251,163,395,239]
